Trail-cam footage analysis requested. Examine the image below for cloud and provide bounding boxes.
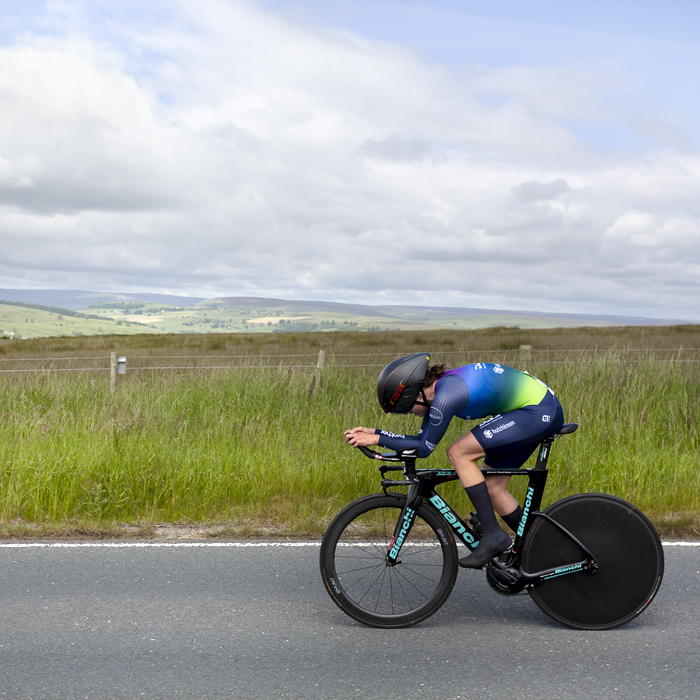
[0,0,698,319]
[357,135,434,162]
[510,179,571,203]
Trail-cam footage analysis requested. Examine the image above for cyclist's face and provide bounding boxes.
[409,403,428,417]
[408,383,436,417]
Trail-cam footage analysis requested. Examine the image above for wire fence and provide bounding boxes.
[2,346,700,376]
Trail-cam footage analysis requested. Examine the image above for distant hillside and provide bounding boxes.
[0,300,162,339]
[0,290,695,339]
[0,289,205,310]
[216,297,693,327]
[217,296,391,317]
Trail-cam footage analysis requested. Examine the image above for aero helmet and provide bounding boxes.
[377,353,431,414]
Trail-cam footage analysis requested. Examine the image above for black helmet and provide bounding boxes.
[377,353,431,414]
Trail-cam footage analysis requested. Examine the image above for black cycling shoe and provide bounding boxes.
[458,537,511,569]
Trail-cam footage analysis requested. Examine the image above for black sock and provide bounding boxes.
[501,505,523,534]
[465,483,511,549]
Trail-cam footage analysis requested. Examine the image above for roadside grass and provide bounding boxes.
[0,327,699,538]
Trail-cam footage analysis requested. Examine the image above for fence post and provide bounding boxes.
[315,350,326,388]
[519,345,533,371]
[110,352,117,394]
[309,350,326,397]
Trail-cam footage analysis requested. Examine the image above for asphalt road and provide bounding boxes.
[0,542,698,700]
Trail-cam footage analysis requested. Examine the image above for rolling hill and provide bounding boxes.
[0,290,694,339]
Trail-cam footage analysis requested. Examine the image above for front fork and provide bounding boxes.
[386,482,423,564]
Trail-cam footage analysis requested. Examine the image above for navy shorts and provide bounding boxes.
[472,392,564,470]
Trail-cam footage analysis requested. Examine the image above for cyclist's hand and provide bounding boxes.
[344,427,380,447]
[344,426,372,439]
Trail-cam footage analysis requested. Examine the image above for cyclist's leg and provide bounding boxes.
[446,431,485,487]
[468,395,563,537]
[446,432,511,567]
[444,438,519,515]
[481,468,517,516]
[480,467,523,533]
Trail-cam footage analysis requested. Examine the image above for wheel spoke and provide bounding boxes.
[320,496,458,626]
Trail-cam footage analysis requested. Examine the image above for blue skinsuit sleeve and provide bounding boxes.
[375,374,470,458]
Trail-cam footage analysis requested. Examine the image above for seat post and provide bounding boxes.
[534,437,554,470]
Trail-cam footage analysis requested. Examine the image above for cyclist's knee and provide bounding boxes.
[446,442,461,466]
[447,432,483,464]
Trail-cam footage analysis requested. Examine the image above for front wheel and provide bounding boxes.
[522,493,664,630]
[320,493,459,628]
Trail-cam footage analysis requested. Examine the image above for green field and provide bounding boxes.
[0,301,164,339]
[0,325,699,539]
[2,295,622,341]
[85,297,617,334]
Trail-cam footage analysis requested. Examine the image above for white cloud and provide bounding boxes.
[607,210,700,250]
[0,0,698,319]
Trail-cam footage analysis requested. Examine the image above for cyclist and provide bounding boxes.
[344,353,565,568]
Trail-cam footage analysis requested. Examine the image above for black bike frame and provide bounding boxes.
[360,432,598,584]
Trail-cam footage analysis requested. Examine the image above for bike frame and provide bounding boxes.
[360,430,598,589]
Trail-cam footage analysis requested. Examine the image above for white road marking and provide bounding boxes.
[661,541,700,546]
[0,541,696,548]
[0,542,322,548]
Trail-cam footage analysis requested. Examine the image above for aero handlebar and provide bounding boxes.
[357,446,415,463]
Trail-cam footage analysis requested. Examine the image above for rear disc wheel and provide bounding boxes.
[522,493,664,630]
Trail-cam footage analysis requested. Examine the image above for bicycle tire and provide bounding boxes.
[320,493,459,628]
[522,493,664,630]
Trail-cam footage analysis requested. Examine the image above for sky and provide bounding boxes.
[0,0,699,319]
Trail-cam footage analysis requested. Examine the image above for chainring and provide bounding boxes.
[485,566,526,596]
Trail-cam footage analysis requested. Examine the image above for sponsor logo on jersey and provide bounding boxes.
[474,363,484,370]
[425,440,437,451]
[380,430,405,439]
[429,408,443,426]
[542,415,550,422]
[493,364,505,374]
[483,421,515,438]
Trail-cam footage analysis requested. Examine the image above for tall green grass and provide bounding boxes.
[0,352,698,535]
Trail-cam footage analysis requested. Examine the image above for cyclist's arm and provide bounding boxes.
[375,374,469,458]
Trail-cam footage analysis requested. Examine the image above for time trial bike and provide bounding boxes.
[319,423,664,630]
